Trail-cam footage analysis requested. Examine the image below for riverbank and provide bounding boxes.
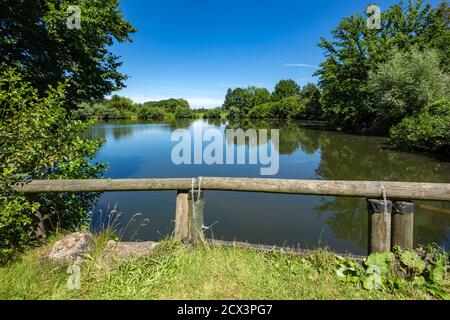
[0,233,446,300]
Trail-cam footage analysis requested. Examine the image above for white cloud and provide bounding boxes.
[120,94,223,109]
[284,63,320,69]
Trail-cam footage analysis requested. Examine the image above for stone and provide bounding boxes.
[101,240,159,263]
[46,232,95,263]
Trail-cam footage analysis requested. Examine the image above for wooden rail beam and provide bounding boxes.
[16,178,450,202]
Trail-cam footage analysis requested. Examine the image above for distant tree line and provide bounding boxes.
[73,96,196,120]
[219,81,322,121]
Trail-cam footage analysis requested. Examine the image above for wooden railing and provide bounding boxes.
[17,177,450,254]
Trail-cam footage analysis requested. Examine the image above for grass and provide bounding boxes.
[0,234,440,300]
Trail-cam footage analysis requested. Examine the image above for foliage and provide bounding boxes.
[174,105,195,119]
[203,107,222,119]
[271,96,306,119]
[301,83,323,120]
[389,99,450,156]
[272,79,301,101]
[315,0,450,130]
[73,101,127,120]
[335,246,449,299]
[0,68,105,263]
[247,102,275,119]
[368,48,449,132]
[138,105,166,119]
[226,106,244,119]
[144,98,189,113]
[222,88,253,115]
[0,0,136,108]
[230,81,320,120]
[248,86,272,106]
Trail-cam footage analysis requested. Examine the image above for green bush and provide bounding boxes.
[174,105,195,119]
[203,108,222,119]
[226,106,244,119]
[248,102,275,119]
[369,48,450,132]
[335,245,449,299]
[271,96,305,119]
[138,106,166,119]
[389,99,450,156]
[0,68,105,263]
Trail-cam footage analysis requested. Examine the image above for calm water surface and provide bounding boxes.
[84,119,450,255]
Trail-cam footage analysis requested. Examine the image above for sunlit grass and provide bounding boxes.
[0,235,436,300]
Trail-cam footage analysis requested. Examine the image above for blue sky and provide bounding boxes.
[111,0,442,108]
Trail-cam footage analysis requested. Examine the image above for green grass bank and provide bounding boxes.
[0,233,447,300]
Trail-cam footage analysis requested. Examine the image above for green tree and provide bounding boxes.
[222,88,253,115]
[143,98,189,113]
[0,68,105,262]
[315,0,450,130]
[272,79,301,101]
[271,96,304,119]
[368,48,449,132]
[203,107,222,119]
[301,83,323,120]
[0,0,136,108]
[138,106,166,119]
[174,105,195,119]
[247,86,272,106]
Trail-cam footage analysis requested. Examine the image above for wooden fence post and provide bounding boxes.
[188,190,205,242]
[392,201,414,250]
[367,199,392,254]
[174,191,189,241]
[174,190,205,242]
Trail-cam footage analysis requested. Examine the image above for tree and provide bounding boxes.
[0,68,105,262]
[301,83,323,119]
[0,0,136,108]
[272,79,301,101]
[138,106,165,119]
[368,48,449,132]
[247,86,272,106]
[143,98,189,113]
[174,105,195,119]
[315,0,450,130]
[203,107,222,119]
[222,88,253,115]
[271,96,304,119]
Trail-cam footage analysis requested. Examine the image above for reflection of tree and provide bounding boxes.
[315,197,368,249]
[315,131,450,249]
[224,119,321,155]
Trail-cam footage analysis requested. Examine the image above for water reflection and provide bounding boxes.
[86,119,450,254]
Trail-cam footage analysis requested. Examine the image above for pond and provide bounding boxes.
[84,119,450,255]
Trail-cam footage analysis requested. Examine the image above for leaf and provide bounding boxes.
[425,284,450,300]
[427,257,446,284]
[365,252,394,276]
[363,273,383,290]
[400,251,426,274]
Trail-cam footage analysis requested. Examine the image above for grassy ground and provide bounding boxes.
[0,235,439,300]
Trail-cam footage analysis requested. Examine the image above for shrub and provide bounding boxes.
[389,99,450,156]
[174,105,195,119]
[0,68,105,263]
[138,106,166,119]
[226,106,244,119]
[369,48,450,131]
[271,96,305,119]
[203,108,222,119]
[248,102,275,119]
